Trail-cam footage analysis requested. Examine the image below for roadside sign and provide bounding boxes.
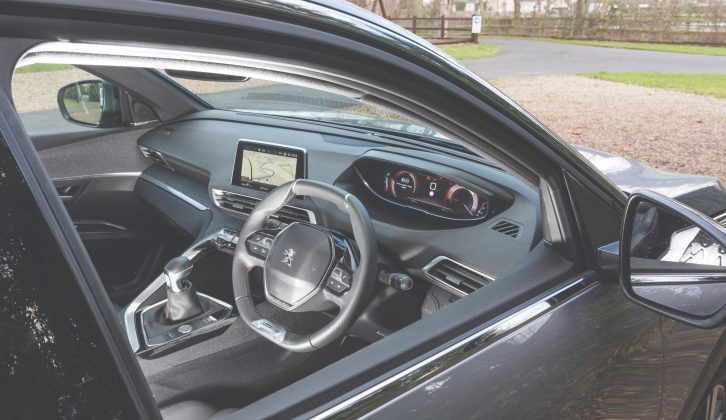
[472,15,482,33]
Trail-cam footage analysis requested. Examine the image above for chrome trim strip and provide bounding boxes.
[421,255,496,297]
[211,188,317,224]
[123,229,238,351]
[73,220,128,231]
[51,172,142,182]
[18,43,363,100]
[715,211,726,226]
[310,273,597,419]
[129,119,159,127]
[139,173,208,211]
[631,273,726,285]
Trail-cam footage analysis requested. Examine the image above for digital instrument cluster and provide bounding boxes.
[357,162,494,221]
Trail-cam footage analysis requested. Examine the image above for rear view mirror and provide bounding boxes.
[57,80,122,128]
[620,190,726,328]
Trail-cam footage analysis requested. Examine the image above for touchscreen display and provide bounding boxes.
[232,142,305,191]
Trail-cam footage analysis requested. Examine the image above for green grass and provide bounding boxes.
[15,63,73,74]
[438,42,500,60]
[491,36,726,56]
[583,72,726,99]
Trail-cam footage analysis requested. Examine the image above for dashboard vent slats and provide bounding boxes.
[423,257,494,297]
[139,146,173,170]
[212,189,315,224]
[490,219,521,238]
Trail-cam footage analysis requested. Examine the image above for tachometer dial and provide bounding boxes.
[391,170,418,199]
[445,184,479,217]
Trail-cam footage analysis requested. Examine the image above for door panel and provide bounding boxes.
[53,173,187,302]
[37,127,151,178]
[660,319,726,418]
[354,281,664,419]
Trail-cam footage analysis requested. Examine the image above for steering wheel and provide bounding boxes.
[232,180,377,352]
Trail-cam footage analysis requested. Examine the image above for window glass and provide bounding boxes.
[0,136,136,418]
[12,64,102,136]
[162,71,450,141]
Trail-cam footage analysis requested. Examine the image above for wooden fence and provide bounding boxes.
[389,15,726,45]
[389,17,477,44]
[483,16,726,44]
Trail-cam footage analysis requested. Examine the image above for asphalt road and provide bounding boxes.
[465,37,726,80]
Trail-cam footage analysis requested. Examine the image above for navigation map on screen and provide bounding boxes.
[240,149,298,187]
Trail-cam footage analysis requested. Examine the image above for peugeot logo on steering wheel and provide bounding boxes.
[282,248,295,267]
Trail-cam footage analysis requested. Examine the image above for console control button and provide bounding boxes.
[177,324,193,334]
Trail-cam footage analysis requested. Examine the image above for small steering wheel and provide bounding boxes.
[232,180,377,352]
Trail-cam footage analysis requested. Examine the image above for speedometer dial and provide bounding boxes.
[391,170,417,199]
[445,184,479,217]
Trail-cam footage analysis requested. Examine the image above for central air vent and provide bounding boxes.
[139,145,173,170]
[716,212,726,227]
[490,219,521,238]
[212,189,315,224]
[423,256,494,296]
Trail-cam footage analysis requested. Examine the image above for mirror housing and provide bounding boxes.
[57,80,122,128]
[620,190,726,328]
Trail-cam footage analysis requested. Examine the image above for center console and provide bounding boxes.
[124,229,240,357]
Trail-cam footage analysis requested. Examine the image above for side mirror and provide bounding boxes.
[57,80,122,128]
[620,190,726,328]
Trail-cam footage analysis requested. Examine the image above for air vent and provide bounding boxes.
[211,189,315,224]
[139,145,173,170]
[423,256,494,296]
[716,212,726,227]
[490,219,521,238]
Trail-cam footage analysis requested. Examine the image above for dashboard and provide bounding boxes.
[134,111,541,287]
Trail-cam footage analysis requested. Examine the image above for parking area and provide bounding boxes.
[463,37,726,183]
[492,75,726,182]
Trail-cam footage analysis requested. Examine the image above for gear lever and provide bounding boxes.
[163,256,204,323]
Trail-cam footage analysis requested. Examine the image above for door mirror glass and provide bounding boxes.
[621,190,726,328]
[57,80,122,128]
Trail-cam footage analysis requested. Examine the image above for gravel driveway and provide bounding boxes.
[491,75,725,183]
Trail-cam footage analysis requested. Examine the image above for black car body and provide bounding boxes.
[0,0,725,419]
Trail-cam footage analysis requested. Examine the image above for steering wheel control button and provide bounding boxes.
[251,319,287,343]
[177,324,193,334]
[326,267,351,295]
[246,232,277,259]
[326,278,349,295]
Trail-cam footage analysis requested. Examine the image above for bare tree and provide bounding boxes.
[514,0,522,19]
